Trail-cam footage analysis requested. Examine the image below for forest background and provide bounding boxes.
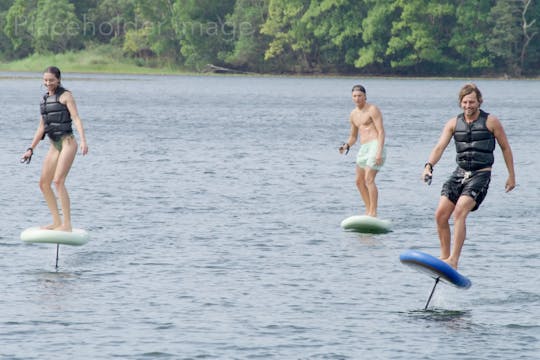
[0,0,539,77]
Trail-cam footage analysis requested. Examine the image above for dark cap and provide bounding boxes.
[351,84,366,94]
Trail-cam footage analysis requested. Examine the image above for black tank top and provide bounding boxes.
[453,110,495,171]
[40,87,73,141]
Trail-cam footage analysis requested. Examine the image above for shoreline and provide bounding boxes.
[1,50,539,80]
[2,68,538,81]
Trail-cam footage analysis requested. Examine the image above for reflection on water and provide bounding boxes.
[406,309,475,333]
[408,309,471,321]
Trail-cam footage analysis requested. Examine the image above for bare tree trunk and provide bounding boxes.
[520,0,538,74]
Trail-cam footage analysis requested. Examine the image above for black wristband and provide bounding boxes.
[424,162,433,172]
[27,147,33,154]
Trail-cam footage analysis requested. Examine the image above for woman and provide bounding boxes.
[21,66,88,232]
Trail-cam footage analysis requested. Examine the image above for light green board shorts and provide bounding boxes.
[356,140,386,171]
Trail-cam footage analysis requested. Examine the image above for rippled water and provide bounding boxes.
[1,72,539,359]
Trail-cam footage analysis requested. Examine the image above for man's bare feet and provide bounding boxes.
[443,258,458,270]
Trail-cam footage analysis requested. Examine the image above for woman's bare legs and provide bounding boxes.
[39,136,77,231]
[40,146,61,229]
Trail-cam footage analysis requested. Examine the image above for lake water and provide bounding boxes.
[1,72,539,359]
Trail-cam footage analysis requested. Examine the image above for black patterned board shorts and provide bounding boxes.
[441,168,491,211]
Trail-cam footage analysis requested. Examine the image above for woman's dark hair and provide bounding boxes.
[44,66,61,80]
[43,66,67,94]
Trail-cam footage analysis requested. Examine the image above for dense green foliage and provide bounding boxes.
[1,0,539,76]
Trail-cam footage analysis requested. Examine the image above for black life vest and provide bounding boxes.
[453,110,495,171]
[40,87,72,141]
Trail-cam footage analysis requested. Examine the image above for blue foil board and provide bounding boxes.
[400,249,471,289]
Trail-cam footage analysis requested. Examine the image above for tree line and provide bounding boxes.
[1,0,539,76]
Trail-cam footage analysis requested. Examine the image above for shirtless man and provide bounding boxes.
[339,85,386,217]
[422,83,515,269]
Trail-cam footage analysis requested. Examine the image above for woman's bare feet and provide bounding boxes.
[39,224,72,232]
[54,224,73,232]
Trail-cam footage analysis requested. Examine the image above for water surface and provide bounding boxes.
[1,73,539,359]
